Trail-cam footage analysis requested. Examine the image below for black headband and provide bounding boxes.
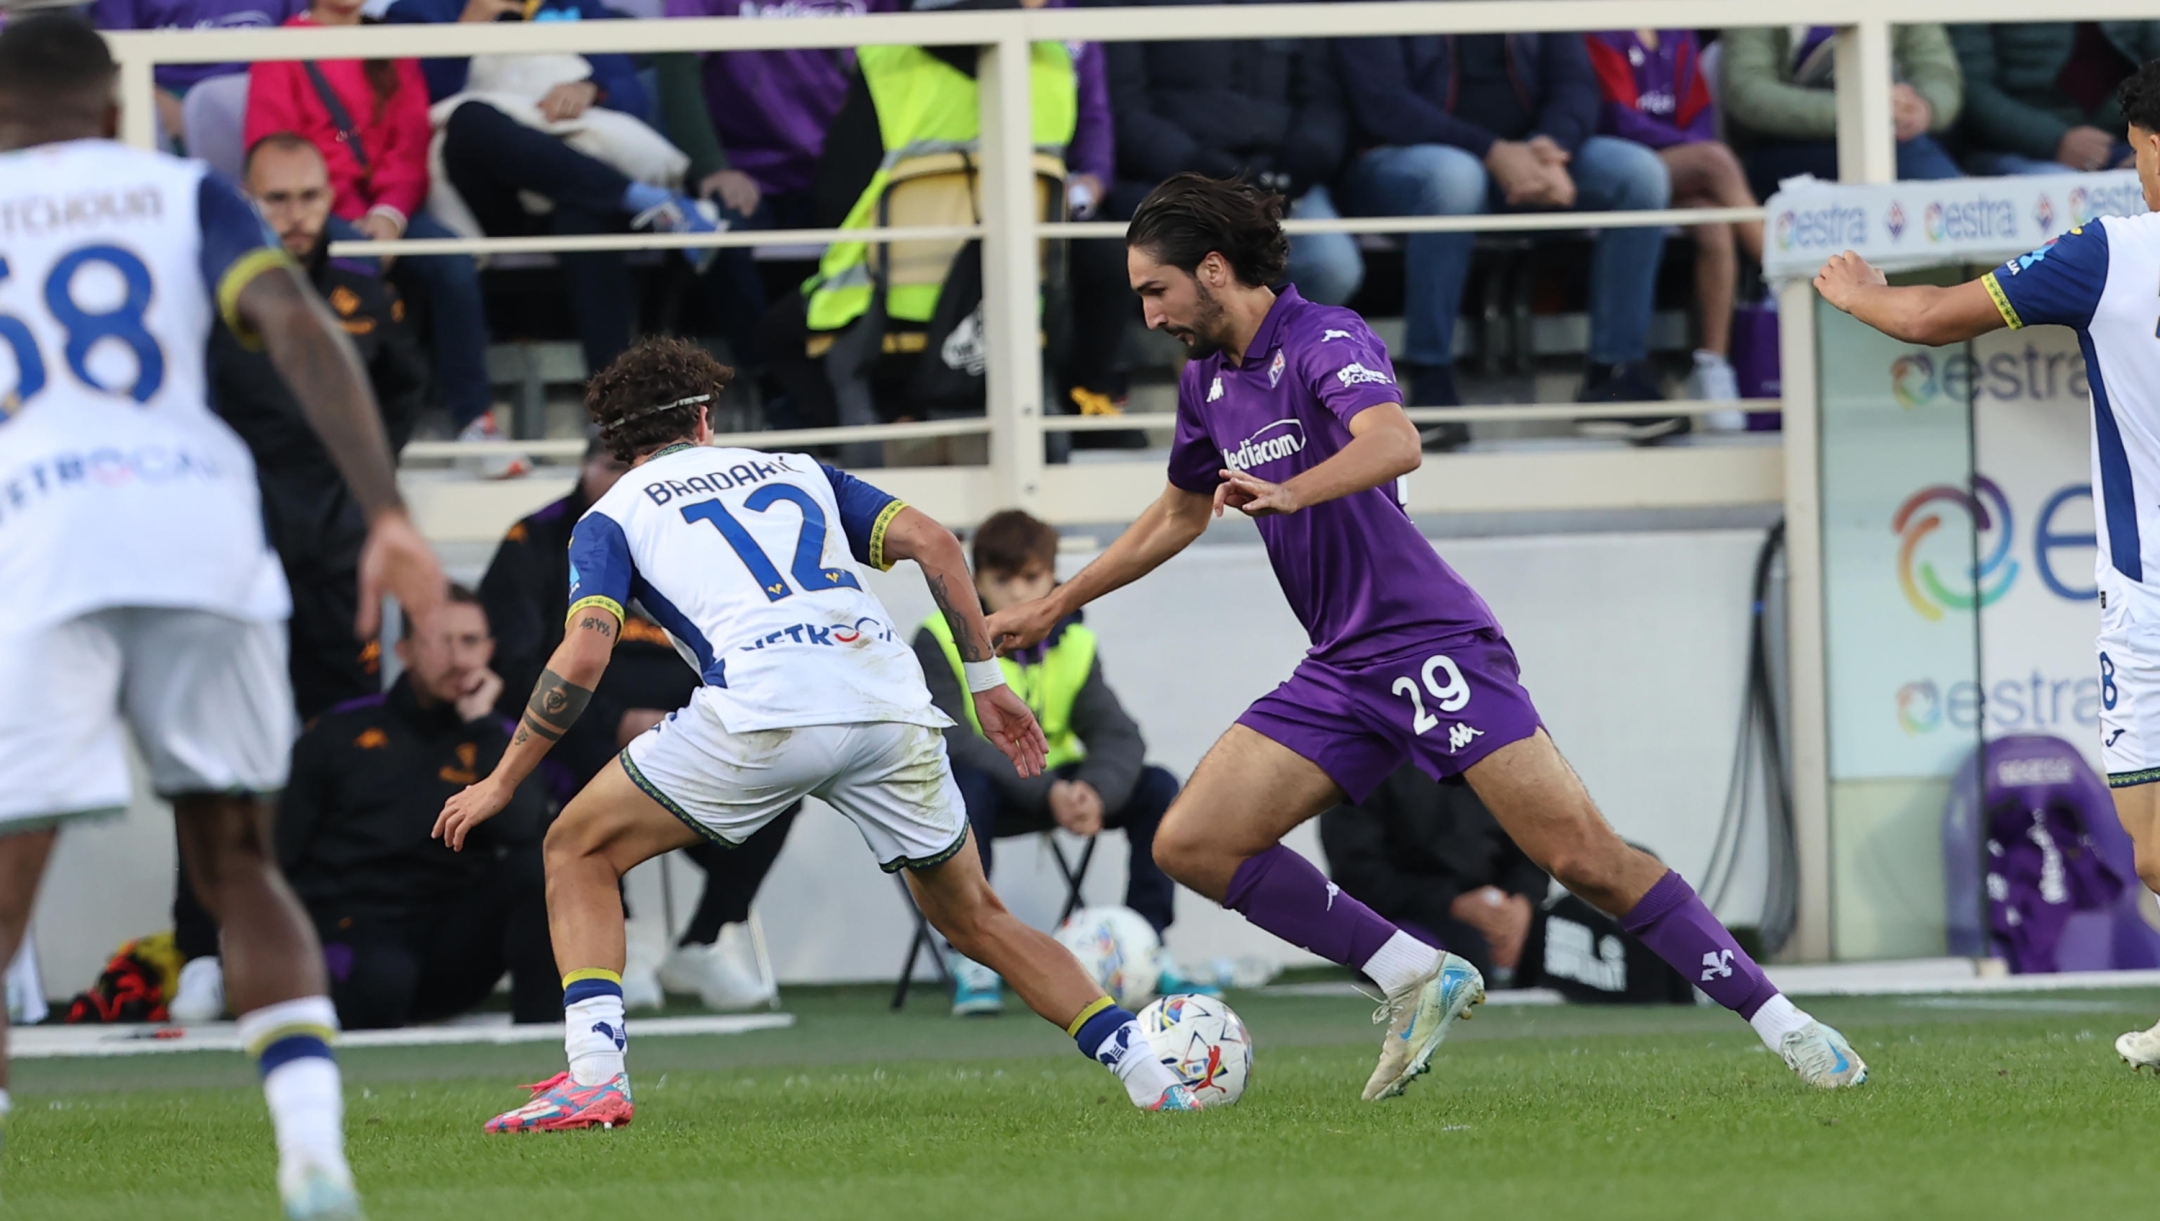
[607,393,711,428]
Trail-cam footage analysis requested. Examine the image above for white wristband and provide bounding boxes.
[963,659,1005,693]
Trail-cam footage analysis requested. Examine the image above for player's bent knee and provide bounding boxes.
[1543,844,1635,907]
[2135,843,2160,895]
[1148,818,1209,884]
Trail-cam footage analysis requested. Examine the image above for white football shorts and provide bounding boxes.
[2096,567,2160,788]
[0,607,294,830]
[620,686,969,872]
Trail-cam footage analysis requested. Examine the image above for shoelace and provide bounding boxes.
[1365,981,1401,1029]
[1782,1030,1841,1077]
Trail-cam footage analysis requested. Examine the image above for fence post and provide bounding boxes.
[1778,275,1834,963]
[1833,21,1896,185]
[114,39,159,152]
[976,34,1045,514]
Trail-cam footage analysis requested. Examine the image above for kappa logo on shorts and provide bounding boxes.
[1446,723,1483,753]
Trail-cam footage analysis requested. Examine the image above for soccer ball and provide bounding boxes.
[1137,992,1253,1106]
[1054,905,1163,1010]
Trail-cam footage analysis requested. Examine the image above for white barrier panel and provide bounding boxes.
[31,526,1768,994]
[1762,171,2145,280]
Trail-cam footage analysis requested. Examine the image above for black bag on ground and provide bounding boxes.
[1517,892,1695,1004]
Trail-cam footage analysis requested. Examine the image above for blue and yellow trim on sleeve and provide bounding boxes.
[1064,995,1118,1038]
[1980,271,2024,330]
[566,595,626,630]
[867,500,907,571]
[217,247,300,348]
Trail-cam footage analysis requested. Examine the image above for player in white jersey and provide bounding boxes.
[0,15,446,1219]
[1816,57,2160,1077]
[432,338,1204,1131]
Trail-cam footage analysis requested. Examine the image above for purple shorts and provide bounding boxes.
[1237,630,1543,803]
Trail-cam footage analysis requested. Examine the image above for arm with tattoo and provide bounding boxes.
[876,506,1050,778]
[436,608,620,849]
[925,569,994,663]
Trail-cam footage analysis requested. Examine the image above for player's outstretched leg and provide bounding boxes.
[485,759,698,1133]
[1463,731,1866,1089]
[0,827,60,1183]
[176,795,365,1219]
[906,837,1201,1111]
[1152,727,1485,1102]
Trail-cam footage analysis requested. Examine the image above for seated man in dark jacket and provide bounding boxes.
[1319,763,1547,983]
[912,510,1180,1016]
[1950,21,2160,175]
[1334,33,1673,425]
[1105,0,1361,305]
[220,132,424,721]
[278,587,558,1029]
[481,439,796,1012]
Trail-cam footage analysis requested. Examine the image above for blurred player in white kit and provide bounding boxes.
[0,14,445,1218]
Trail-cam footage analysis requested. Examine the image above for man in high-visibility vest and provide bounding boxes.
[913,510,1179,1016]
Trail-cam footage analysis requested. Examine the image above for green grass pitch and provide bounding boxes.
[8,984,2160,1220]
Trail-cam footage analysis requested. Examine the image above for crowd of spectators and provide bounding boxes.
[85,3,2157,450]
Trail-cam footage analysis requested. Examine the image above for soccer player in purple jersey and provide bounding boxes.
[989,173,1867,1099]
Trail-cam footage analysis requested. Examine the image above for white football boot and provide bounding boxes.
[2115,1018,2160,1071]
[657,924,776,1011]
[1780,1020,1869,1088]
[1362,952,1485,1101]
[167,956,226,1024]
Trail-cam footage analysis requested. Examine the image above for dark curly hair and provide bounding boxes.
[2122,59,2160,137]
[1125,172,1289,289]
[585,337,735,462]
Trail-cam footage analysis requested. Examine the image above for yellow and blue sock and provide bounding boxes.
[563,968,629,1087]
[1069,997,1181,1106]
[236,996,349,1179]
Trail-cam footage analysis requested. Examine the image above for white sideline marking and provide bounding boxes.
[1766,960,2160,997]
[1264,982,1564,1006]
[11,1012,794,1060]
[1262,960,2160,1004]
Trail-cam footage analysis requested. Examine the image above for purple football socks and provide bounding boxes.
[1620,870,1778,1018]
[1224,845,1429,988]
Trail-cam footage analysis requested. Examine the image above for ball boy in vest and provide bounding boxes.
[913,510,1181,1016]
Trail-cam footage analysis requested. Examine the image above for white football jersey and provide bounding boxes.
[1987,213,2160,588]
[567,445,949,733]
[0,139,287,630]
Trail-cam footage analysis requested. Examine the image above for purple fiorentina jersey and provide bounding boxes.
[1167,287,1498,662]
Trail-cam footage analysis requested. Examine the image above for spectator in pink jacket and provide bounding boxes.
[1587,30,1761,410]
[245,0,497,440]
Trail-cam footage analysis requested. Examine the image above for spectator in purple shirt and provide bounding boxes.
[87,0,304,145]
[1588,30,1761,410]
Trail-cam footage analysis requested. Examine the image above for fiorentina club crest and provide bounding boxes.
[2034,194,2056,234]
[1885,201,1906,241]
